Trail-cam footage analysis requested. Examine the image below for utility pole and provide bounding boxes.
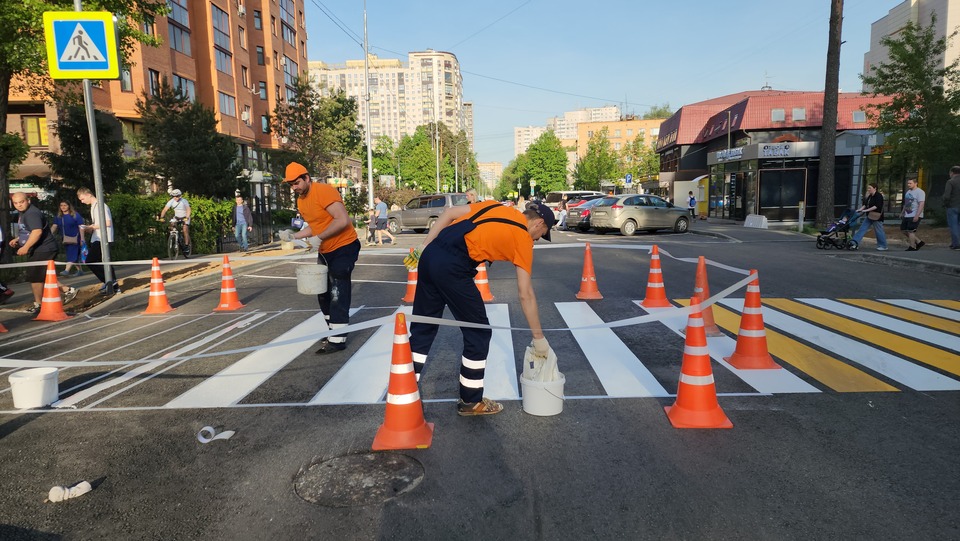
[816,0,843,229]
[363,1,374,208]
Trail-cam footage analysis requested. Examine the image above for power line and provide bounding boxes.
[462,70,656,109]
[308,0,362,47]
[447,0,533,50]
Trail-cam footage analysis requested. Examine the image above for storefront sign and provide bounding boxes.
[761,143,792,157]
[708,141,819,165]
[715,147,744,162]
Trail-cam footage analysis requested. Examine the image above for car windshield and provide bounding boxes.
[594,197,620,207]
[581,198,607,209]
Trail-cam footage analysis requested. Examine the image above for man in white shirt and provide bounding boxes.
[159,189,192,252]
[900,178,926,251]
[77,187,120,294]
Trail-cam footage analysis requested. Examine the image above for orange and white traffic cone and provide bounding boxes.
[693,256,724,337]
[401,261,418,303]
[664,297,733,429]
[143,257,174,314]
[0,320,8,332]
[34,260,71,322]
[372,313,434,451]
[575,243,603,300]
[474,263,495,302]
[724,270,781,370]
[213,255,245,311]
[641,245,670,308]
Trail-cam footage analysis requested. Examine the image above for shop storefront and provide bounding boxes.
[706,142,852,222]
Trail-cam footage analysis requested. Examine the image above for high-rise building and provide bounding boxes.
[8,0,308,185]
[477,161,502,193]
[462,102,474,151]
[308,50,468,149]
[862,0,960,92]
[514,126,547,156]
[547,106,621,140]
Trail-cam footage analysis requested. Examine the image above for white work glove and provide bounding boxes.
[279,229,294,242]
[307,236,322,250]
[532,337,549,358]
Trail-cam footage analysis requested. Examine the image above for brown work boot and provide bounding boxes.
[457,397,503,416]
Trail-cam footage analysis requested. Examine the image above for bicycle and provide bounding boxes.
[165,217,190,260]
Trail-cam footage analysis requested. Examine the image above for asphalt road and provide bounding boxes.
[0,225,958,540]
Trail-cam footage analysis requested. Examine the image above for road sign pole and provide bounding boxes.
[74,0,113,284]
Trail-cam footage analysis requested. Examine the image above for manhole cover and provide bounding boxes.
[294,452,424,507]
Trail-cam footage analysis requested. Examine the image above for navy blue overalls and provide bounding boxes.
[409,204,527,403]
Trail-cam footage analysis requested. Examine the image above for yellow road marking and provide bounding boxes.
[838,299,960,335]
[676,300,897,392]
[924,300,960,311]
[765,299,960,377]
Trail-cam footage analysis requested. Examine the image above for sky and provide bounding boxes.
[304,0,902,166]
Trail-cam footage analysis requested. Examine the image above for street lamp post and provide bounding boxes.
[454,140,468,193]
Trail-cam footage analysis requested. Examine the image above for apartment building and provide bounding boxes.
[8,0,308,184]
[576,118,664,157]
[308,50,468,148]
[547,105,620,140]
[863,0,960,92]
[477,161,502,193]
[514,125,547,156]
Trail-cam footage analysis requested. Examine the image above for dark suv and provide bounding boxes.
[387,193,469,234]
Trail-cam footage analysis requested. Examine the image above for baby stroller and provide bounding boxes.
[816,209,861,250]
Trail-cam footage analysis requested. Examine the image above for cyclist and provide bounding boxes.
[159,189,192,254]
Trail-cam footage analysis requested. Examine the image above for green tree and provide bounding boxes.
[574,128,618,190]
[398,127,443,192]
[643,103,673,119]
[497,155,526,200]
[42,106,133,194]
[619,134,659,183]
[860,13,960,185]
[520,130,568,197]
[0,0,166,237]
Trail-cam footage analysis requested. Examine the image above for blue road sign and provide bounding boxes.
[625,173,633,185]
[43,12,119,80]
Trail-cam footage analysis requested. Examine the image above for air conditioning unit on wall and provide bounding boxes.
[237,5,246,17]
[241,111,250,122]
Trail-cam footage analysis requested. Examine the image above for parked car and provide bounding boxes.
[544,190,604,219]
[589,194,691,236]
[566,194,605,209]
[565,197,613,232]
[387,193,469,234]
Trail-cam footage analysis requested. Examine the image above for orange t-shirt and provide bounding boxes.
[296,181,358,253]
[452,201,534,274]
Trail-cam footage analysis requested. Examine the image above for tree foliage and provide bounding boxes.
[643,103,673,119]
[135,80,243,197]
[574,128,618,190]
[860,13,960,178]
[518,130,568,198]
[42,106,133,194]
[619,134,659,183]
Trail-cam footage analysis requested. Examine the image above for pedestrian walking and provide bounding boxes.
[279,162,360,354]
[76,187,119,294]
[52,200,85,276]
[408,200,554,416]
[943,165,960,250]
[687,191,697,218]
[851,183,888,251]
[900,178,926,251]
[233,194,254,251]
[9,193,77,312]
[373,196,395,246]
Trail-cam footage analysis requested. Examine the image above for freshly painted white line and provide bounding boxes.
[636,301,820,394]
[309,307,409,405]
[720,299,960,391]
[879,299,960,322]
[799,298,960,351]
[482,304,520,400]
[164,312,333,408]
[244,274,406,285]
[161,313,267,359]
[556,302,670,397]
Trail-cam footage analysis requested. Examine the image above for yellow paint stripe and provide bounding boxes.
[838,299,960,334]
[765,299,960,377]
[924,300,960,311]
[676,299,897,392]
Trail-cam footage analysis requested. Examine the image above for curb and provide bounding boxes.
[833,252,960,276]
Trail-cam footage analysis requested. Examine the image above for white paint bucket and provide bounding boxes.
[8,367,59,409]
[520,373,565,416]
[296,264,328,295]
[280,240,296,250]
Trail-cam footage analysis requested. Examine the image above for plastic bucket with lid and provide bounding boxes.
[520,373,565,416]
[296,264,328,295]
[8,367,59,409]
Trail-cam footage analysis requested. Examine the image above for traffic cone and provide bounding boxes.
[0,320,8,332]
[724,270,781,370]
[372,313,434,451]
[664,297,733,429]
[35,260,71,322]
[401,259,418,303]
[575,243,603,300]
[213,255,245,311]
[641,245,670,308]
[143,257,174,314]
[474,263,495,302]
[693,256,724,337]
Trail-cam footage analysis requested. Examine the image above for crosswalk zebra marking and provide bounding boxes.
[803,299,960,353]
[841,299,960,334]
[880,300,960,322]
[482,304,521,400]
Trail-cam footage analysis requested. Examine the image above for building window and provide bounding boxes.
[258,81,267,100]
[771,108,785,122]
[143,20,155,35]
[148,69,161,96]
[120,67,133,92]
[627,129,632,137]
[261,115,269,133]
[21,117,49,147]
[238,26,246,49]
[212,4,232,75]
[219,92,237,117]
[253,10,262,30]
[282,56,297,86]
[215,50,233,75]
[168,0,189,27]
[282,22,296,46]
[273,51,279,68]
[792,107,806,121]
[256,46,264,66]
[242,105,251,124]
[853,110,867,123]
[172,74,196,102]
[241,66,249,87]
[169,24,191,56]
[271,16,277,36]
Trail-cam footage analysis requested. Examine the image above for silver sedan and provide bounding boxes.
[589,194,691,236]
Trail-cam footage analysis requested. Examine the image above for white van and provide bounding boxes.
[543,190,605,219]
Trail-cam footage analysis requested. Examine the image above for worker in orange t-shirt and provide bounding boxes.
[280,162,360,354]
[410,200,554,416]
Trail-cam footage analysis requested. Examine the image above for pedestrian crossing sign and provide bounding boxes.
[43,11,120,80]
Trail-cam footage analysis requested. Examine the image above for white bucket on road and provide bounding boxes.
[8,367,59,409]
[296,264,328,295]
[520,373,565,416]
[280,240,296,250]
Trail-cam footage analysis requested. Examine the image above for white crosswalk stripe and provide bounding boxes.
[880,300,960,322]
[801,299,960,349]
